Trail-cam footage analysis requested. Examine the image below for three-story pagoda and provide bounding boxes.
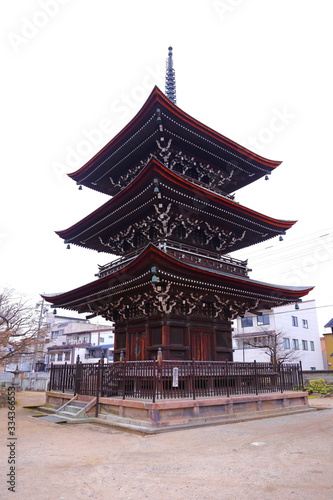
[43,48,313,362]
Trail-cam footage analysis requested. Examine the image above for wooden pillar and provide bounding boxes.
[125,325,129,361]
[212,324,217,361]
[185,323,191,360]
[162,321,169,359]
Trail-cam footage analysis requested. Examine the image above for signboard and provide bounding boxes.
[172,367,179,387]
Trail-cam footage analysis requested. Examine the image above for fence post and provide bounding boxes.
[254,360,258,396]
[299,361,304,390]
[50,362,54,391]
[152,357,156,403]
[100,358,105,397]
[226,360,229,398]
[74,359,82,396]
[280,363,284,393]
[62,362,67,393]
[192,359,196,400]
[95,359,101,418]
[157,348,163,400]
[272,362,277,392]
[122,357,126,400]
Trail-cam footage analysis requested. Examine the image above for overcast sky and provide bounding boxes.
[1,0,332,329]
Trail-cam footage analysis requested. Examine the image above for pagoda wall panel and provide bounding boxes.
[113,313,233,362]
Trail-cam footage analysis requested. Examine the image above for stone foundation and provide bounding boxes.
[45,391,311,433]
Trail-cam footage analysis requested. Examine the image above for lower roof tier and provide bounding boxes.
[42,244,313,320]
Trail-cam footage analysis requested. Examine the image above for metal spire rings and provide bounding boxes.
[165,46,177,105]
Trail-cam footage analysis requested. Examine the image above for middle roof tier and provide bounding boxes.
[57,157,295,256]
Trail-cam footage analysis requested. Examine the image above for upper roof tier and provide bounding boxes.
[59,157,295,255]
[69,87,281,196]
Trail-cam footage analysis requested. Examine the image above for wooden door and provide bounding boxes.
[191,331,212,361]
[129,332,145,361]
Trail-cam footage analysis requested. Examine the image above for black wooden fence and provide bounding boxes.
[49,359,304,402]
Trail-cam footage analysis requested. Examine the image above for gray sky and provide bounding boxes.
[1,0,332,329]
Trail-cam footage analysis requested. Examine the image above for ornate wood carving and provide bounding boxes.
[108,139,238,195]
[109,154,153,190]
[87,284,264,323]
[98,202,246,254]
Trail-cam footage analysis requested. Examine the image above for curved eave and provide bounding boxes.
[68,86,281,190]
[42,244,313,310]
[148,245,314,300]
[57,157,295,246]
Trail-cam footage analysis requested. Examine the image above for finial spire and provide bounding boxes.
[165,46,177,105]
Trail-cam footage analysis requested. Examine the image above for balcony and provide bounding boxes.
[96,240,249,279]
[162,241,249,277]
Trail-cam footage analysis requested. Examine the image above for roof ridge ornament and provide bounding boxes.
[165,46,177,105]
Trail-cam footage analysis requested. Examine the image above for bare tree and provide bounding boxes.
[0,288,46,368]
[244,329,301,364]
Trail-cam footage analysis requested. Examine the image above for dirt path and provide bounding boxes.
[0,391,332,500]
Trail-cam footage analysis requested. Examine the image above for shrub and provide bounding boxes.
[305,379,333,395]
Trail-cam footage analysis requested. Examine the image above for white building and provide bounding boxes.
[47,328,114,366]
[45,314,114,368]
[3,311,114,372]
[233,300,324,371]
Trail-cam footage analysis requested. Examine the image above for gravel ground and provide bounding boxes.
[0,391,332,500]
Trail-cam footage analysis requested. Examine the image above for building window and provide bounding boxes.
[83,337,88,343]
[310,367,316,371]
[50,354,56,362]
[292,316,298,327]
[100,337,104,343]
[310,341,315,351]
[241,317,253,328]
[283,338,290,349]
[292,339,299,350]
[64,352,70,361]
[302,340,308,350]
[57,353,63,361]
[52,329,64,338]
[302,319,308,329]
[257,314,270,326]
[253,337,261,347]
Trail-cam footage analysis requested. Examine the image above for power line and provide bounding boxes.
[250,255,333,272]
[232,226,333,261]
[230,228,333,271]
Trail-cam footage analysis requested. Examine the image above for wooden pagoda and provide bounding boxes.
[43,49,313,362]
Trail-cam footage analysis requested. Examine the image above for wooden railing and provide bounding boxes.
[49,360,304,402]
[96,240,248,278]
